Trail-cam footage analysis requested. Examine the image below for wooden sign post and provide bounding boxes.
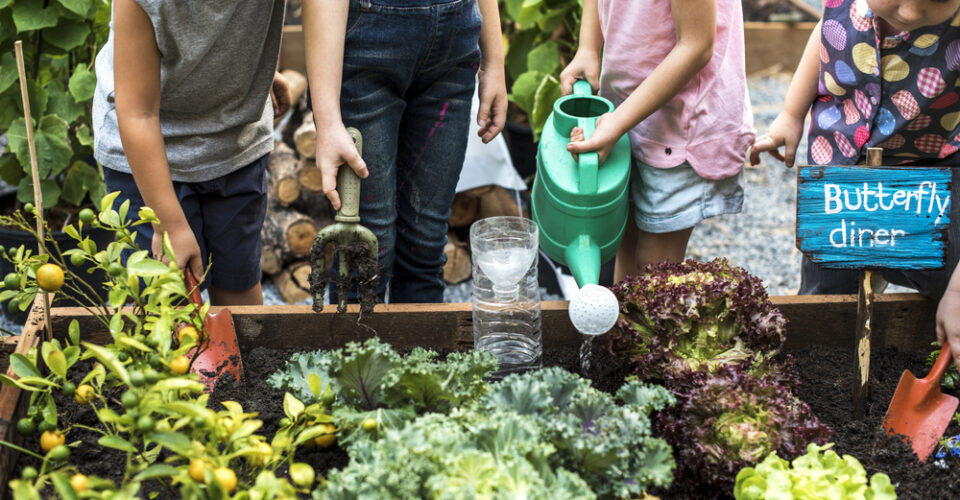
[797,148,952,414]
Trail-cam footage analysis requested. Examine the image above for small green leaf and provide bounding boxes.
[0,373,40,391]
[0,153,23,186]
[108,287,128,308]
[43,20,91,51]
[58,0,94,17]
[507,71,544,115]
[230,420,262,441]
[0,53,17,95]
[128,259,173,277]
[117,335,151,352]
[14,376,58,388]
[146,432,192,455]
[284,392,305,420]
[98,435,138,453]
[12,0,59,32]
[100,191,120,214]
[307,373,324,398]
[530,74,562,140]
[153,378,204,393]
[526,41,559,76]
[294,424,337,447]
[68,65,97,103]
[10,353,41,378]
[45,83,84,124]
[133,464,179,482]
[63,346,81,367]
[82,342,130,386]
[69,320,80,345]
[75,123,93,146]
[50,472,78,500]
[45,349,67,378]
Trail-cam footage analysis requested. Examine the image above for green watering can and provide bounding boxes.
[531,80,631,288]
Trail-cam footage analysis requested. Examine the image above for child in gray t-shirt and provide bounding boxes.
[92,0,291,305]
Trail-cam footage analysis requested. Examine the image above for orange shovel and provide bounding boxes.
[184,270,243,392]
[883,344,959,461]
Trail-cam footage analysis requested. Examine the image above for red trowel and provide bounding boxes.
[184,270,243,392]
[882,344,959,461]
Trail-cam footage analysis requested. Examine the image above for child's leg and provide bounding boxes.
[627,158,743,278]
[194,155,269,306]
[388,0,482,303]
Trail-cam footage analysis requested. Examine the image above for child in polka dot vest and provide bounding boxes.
[753,0,960,379]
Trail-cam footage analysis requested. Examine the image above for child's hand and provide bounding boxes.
[938,283,960,376]
[153,224,203,280]
[750,112,806,168]
[567,112,619,165]
[477,64,507,144]
[560,51,600,96]
[315,123,369,211]
[271,72,293,118]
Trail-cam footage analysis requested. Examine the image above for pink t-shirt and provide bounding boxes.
[598,0,755,179]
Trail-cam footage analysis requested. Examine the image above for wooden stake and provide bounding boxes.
[14,41,53,341]
[854,147,883,414]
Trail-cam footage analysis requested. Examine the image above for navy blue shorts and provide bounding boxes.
[103,155,269,291]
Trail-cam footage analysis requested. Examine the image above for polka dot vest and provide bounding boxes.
[808,0,960,166]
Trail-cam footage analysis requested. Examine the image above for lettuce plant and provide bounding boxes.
[658,366,832,493]
[734,443,897,500]
[606,258,787,380]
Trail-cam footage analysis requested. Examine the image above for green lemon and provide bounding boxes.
[289,463,315,488]
[21,467,37,482]
[16,418,35,436]
[70,252,85,266]
[49,444,70,462]
[107,262,125,277]
[78,208,96,225]
[121,390,139,410]
[129,369,146,387]
[4,273,19,290]
[7,298,19,314]
[23,203,33,214]
[61,381,76,397]
[136,415,155,433]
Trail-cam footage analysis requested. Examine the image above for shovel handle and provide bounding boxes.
[926,344,954,384]
[184,269,203,308]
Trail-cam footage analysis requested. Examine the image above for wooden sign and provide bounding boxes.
[797,165,952,270]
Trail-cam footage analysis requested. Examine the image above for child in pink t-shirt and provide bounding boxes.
[561,0,754,281]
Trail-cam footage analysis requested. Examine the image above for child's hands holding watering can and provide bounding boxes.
[568,113,621,165]
[560,52,600,96]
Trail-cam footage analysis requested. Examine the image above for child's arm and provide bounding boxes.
[565,0,717,164]
[113,0,203,278]
[476,0,507,144]
[302,0,369,211]
[938,265,960,375]
[749,21,822,168]
[559,0,603,95]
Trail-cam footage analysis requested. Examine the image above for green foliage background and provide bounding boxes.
[500,0,582,140]
[0,0,110,211]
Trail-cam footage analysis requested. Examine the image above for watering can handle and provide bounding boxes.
[576,117,599,195]
[573,79,593,96]
[336,128,363,223]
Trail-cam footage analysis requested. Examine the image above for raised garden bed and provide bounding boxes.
[1,294,957,498]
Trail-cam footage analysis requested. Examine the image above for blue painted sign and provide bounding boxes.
[797,165,952,270]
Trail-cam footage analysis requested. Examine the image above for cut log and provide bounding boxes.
[280,69,308,107]
[443,231,472,284]
[294,110,317,159]
[268,142,301,206]
[297,156,324,193]
[449,192,480,228]
[261,244,284,276]
[479,186,523,219]
[262,203,319,264]
[271,261,312,304]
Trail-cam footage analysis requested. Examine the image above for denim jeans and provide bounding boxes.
[333,0,481,303]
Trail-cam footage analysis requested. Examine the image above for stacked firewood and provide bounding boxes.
[266,70,526,302]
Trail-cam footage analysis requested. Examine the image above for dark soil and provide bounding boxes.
[10,341,960,498]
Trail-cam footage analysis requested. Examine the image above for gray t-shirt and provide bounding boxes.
[93,0,285,182]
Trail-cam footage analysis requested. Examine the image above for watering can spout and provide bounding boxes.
[564,234,601,288]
